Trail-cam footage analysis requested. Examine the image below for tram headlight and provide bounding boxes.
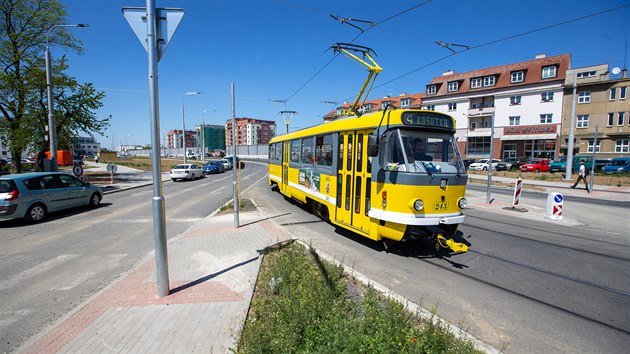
[413,199,424,211]
[458,198,468,209]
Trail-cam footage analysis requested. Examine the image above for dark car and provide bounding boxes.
[502,157,528,170]
[462,159,476,170]
[202,160,225,174]
[494,161,510,171]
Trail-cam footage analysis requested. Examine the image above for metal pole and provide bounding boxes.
[565,70,577,180]
[146,0,169,297]
[45,46,58,172]
[182,99,187,164]
[486,110,495,204]
[201,113,205,162]
[231,83,240,227]
[589,125,598,193]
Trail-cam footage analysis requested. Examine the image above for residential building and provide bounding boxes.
[0,135,8,159]
[422,54,571,160]
[323,93,423,121]
[562,65,630,159]
[167,129,197,149]
[225,118,276,146]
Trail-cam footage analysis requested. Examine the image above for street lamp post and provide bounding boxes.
[182,92,201,163]
[45,24,89,171]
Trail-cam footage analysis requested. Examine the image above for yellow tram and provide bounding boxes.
[268,108,469,252]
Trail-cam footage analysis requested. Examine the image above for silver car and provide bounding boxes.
[0,172,103,223]
[169,164,204,181]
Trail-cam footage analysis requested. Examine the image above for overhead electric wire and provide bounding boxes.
[285,1,433,103]
[372,3,630,92]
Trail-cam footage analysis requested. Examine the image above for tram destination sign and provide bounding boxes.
[402,112,454,129]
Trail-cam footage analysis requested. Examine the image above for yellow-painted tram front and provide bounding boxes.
[268,109,468,251]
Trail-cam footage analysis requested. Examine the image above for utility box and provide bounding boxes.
[45,150,74,166]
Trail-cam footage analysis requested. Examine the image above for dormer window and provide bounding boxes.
[427,85,437,95]
[542,65,557,79]
[447,81,459,92]
[470,78,482,88]
[510,70,524,83]
[400,98,410,107]
[483,76,496,86]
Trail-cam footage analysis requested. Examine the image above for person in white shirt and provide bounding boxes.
[570,161,589,192]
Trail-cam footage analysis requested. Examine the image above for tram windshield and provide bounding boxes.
[383,129,466,174]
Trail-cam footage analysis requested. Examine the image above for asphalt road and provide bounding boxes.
[2,162,628,353]
[0,166,260,353]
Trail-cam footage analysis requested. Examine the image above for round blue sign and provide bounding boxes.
[554,194,563,203]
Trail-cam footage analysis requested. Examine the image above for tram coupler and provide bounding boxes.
[435,234,468,253]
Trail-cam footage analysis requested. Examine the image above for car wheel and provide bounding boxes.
[483,166,487,171]
[171,178,177,182]
[535,168,540,173]
[24,203,47,223]
[89,193,101,207]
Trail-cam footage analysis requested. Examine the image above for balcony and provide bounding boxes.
[467,106,495,116]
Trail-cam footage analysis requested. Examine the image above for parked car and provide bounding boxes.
[549,155,596,174]
[462,159,476,170]
[202,160,225,174]
[468,159,501,171]
[494,160,511,171]
[0,172,102,223]
[220,158,233,170]
[169,164,204,181]
[519,159,551,173]
[502,157,528,170]
[602,157,630,174]
[548,156,568,173]
[226,156,243,169]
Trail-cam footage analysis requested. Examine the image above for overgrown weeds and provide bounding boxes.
[237,241,481,353]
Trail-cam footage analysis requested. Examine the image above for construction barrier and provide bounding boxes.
[545,192,563,221]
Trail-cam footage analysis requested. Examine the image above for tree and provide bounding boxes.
[0,0,108,173]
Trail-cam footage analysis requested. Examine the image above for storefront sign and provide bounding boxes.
[503,125,557,135]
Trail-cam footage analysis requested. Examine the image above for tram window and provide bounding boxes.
[290,140,301,163]
[301,137,314,164]
[346,138,353,171]
[336,174,342,208]
[365,177,371,216]
[338,136,344,172]
[357,134,363,173]
[275,143,282,161]
[355,176,362,214]
[315,134,333,167]
[345,175,351,210]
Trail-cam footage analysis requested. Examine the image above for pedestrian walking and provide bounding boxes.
[95,155,99,164]
[570,161,589,192]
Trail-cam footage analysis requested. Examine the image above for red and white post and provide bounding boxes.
[512,178,523,208]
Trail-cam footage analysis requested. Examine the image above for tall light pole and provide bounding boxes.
[45,23,89,171]
[181,91,201,163]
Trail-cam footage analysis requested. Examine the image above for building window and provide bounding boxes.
[608,112,615,127]
[577,114,589,128]
[510,71,524,83]
[618,112,626,126]
[509,116,521,125]
[621,86,627,100]
[381,102,388,110]
[615,139,629,153]
[540,114,552,124]
[541,91,554,102]
[427,85,437,94]
[510,95,521,105]
[448,102,457,111]
[470,78,482,88]
[578,91,591,103]
[425,105,435,111]
[483,76,495,86]
[448,81,459,92]
[400,98,410,107]
[577,71,596,78]
[542,65,557,78]
[610,88,616,100]
[587,141,601,153]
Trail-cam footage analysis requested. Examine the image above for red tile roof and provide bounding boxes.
[425,54,571,97]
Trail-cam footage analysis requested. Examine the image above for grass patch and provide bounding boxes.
[219,198,257,213]
[237,241,481,353]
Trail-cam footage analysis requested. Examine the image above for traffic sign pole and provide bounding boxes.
[123,1,184,298]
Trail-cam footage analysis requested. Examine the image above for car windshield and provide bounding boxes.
[173,164,189,169]
[382,129,465,174]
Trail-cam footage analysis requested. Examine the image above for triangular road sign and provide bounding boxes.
[122,7,184,62]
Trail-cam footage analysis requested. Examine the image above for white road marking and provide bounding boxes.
[0,254,79,290]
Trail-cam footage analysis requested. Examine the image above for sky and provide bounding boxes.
[58,0,630,148]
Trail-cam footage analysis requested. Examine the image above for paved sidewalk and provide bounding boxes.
[18,209,291,353]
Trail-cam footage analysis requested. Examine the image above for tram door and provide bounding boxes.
[335,131,370,234]
[281,140,291,196]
